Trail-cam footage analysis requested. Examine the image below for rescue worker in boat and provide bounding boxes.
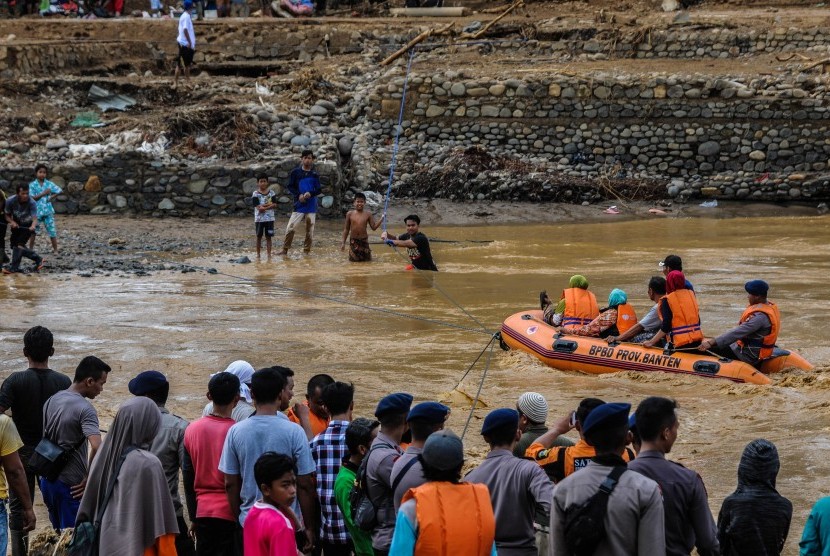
[606,276,667,345]
[643,270,704,350]
[698,280,780,368]
[540,275,599,327]
[560,289,637,338]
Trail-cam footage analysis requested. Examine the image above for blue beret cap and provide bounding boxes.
[628,413,637,430]
[128,370,169,396]
[183,0,193,7]
[745,280,769,296]
[408,402,450,423]
[582,403,631,437]
[375,393,413,418]
[481,408,520,436]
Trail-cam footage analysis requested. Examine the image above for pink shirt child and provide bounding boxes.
[243,501,297,556]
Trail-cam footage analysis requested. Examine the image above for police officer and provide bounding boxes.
[628,397,719,556]
[525,398,634,483]
[366,393,413,556]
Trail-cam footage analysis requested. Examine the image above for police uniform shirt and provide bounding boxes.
[551,459,665,556]
[391,447,425,512]
[365,431,404,551]
[150,406,189,517]
[465,449,553,556]
[628,450,719,556]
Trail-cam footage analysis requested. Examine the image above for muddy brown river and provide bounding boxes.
[3,213,830,554]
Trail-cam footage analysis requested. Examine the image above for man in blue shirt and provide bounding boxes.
[280,150,322,256]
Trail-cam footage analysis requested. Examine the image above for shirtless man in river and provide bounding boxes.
[341,192,384,262]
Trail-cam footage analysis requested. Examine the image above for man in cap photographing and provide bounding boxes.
[129,370,195,556]
[366,392,413,556]
[465,408,553,556]
[550,402,665,556]
[699,280,781,367]
[391,401,449,511]
[390,431,497,555]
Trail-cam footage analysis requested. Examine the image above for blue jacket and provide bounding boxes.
[801,497,830,556]
[287,166,321,213]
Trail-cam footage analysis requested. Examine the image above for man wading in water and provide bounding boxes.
[381,214,438,271]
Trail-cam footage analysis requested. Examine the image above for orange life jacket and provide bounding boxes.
[736,301,780,360]
[536,439,635,483]
[661,290,704,347]
[404,482,495,556]
[615,303,638,334]
[562,288,600,327]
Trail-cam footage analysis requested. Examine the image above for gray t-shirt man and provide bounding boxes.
[42,390,99,486]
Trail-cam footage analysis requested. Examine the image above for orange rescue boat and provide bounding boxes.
[500,310,812,385]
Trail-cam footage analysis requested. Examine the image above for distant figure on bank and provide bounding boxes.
[3,184,44,274]
[0,326,70,555]
[243,452,299,554]
[252,174,277,260]
[40,356,110,531]
[699,280,780,367]
[174,0,196,89]
[561,288,637,338]
[75,397,179,554]
[550,402,665,556]
[717,439,792,556]
[607,276,667,345]
[390,431,497,555]
[643,270,703,349]
[342,192,384,262]
[129,370,195,556]
[541,274,598,327]
[183,372,240,556]
[381,214,438,271]
[280,150,322,256]
[28,164,61,254]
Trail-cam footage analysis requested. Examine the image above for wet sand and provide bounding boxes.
[3,204,830,555]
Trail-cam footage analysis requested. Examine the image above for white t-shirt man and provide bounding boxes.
[177,9,196,49]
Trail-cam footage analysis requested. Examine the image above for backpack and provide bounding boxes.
[563,466,626,556]
[349,442,394,532]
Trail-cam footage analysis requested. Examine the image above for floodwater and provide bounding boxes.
[3,213,830,554]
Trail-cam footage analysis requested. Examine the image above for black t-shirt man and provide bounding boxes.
[383,214,438,271]
[0,368,71,446]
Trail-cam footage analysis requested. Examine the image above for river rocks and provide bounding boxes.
[211,195,226,205]
[698,141,721,156]
[426,105,444,118]
[310,105,328,116]
[290,136,312,146]
[46,138,67,150]
[158,198,175,210]
[188,180,208,194]
[337,136,354,157]
[749,150,766,160]
[320,195,334,208]
[450,83,466,96]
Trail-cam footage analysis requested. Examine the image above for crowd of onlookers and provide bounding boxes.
[0,325,828,555]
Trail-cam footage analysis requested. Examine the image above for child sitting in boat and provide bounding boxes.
[560,289,637,338]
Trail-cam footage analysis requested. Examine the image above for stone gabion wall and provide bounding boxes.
[367,71,830,201]
[0,153,343,217]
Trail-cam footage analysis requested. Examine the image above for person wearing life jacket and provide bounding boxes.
[607,276,667,346]
[699,280,780,367]
[562,288,637,338]
[643,271,704,349]
[541,275,599,327]
[389,430,497,556]
[525,398,635,484]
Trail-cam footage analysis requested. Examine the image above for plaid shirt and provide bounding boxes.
[310,420,350,543]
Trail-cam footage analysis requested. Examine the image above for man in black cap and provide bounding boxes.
[465,408,553,556]
[628,397,719,556]
[660,255,694,291]
[129,370,195,556]
[551,402,665,556]
[390,401,449,511]
[365,392,413,556]
[389,431,496,555]
[699,280,780,367]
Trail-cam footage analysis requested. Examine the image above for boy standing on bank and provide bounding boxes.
[341,192,384,262]
[252,175,277,260]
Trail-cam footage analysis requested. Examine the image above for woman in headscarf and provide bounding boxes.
[562,288,636,338]
[643,270,704,349]
[541,275,599,327]
[718,439,792,556]
[202,360,255,422]
[76,397,179,556]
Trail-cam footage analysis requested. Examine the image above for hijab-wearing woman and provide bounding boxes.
[563,288,634,338]
[643,270,703,349]
[202,360,255,421]
[76,397,179,556]
[542,274,599,327]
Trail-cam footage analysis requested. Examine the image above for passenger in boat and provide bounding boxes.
[698,280,780,367]
[541,274,598,327]
[607,276,667,345]
[643,271,703,350]
[561,288,636,338]
[660,255,694,291]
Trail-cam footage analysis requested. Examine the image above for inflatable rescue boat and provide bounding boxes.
[500,310,813,385]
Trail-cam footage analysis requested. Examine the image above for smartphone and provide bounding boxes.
[569,411,577,427]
